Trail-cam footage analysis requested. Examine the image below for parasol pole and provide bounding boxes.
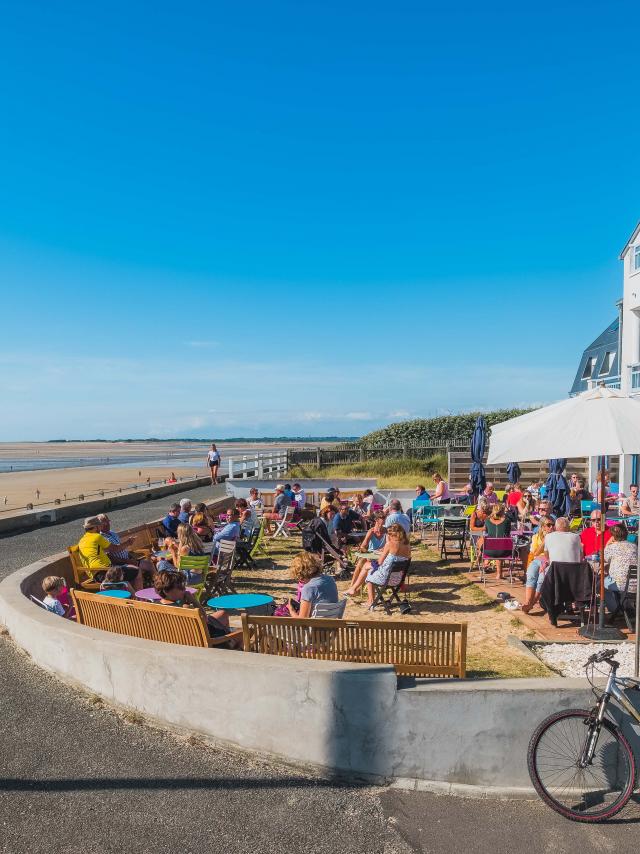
[598,454,606,631]
[635,541,640,677]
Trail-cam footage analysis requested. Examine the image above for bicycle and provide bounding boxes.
[527,648,640,822]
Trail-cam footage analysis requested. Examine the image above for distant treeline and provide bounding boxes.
[46,436,358,444]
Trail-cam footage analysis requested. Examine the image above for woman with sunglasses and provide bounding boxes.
[522,516,554,613]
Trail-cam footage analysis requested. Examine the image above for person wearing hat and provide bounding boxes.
[77,517,143,589]
[263,484,292,534]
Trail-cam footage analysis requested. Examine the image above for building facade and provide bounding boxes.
[617,221,640,491]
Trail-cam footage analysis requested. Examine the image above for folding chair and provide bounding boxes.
[271,506,297,539]
[481,536,518,584]
[581,500,599,520]
[608,565,637,631]
[176,554,210,583]
[311,599,347,619]
[30,595,47,609]
[250,521,269,559]
[235,526,260,570]
[369,559,412,614]
[469,533,484,580]
[440,519,468,561]
[411,498,431,531]
[200,540,238,601]
[414,505,444,540]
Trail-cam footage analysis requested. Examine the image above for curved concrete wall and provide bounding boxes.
[2,553,639,795]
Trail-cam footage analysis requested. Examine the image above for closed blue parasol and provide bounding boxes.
[470,416,487,499]
[506,462,521,484]
[546,458,570,517]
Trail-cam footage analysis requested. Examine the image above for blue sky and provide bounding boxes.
[1,0,638,440]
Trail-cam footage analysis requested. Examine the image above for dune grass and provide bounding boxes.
[288,454,448,488]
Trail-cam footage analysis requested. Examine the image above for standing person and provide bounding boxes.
[432,473,450,504]
[207,444,221,485]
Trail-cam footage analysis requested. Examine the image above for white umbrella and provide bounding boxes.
[486,386,640,657]
[487,386,640,464]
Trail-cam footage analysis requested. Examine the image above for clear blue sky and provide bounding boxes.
[1,0,638,440]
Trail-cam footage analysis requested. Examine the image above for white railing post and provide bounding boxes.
[257,454,264,479]
[242,455,248,478]
[228,457,234,480]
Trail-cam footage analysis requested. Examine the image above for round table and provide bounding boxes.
[353,551,381,561]
[97,589,131,599]
[136,586,196,602]
[206,593,274,614]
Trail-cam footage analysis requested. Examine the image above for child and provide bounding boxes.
[42,576,73,618]
[100,566,136,597]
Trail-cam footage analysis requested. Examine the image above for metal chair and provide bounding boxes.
[311,599,347,619]
[369,559,412,614]
[608,565,637,631]
[481,536,518,584]
[200,539,238,601]
[176,554,210,583]
[440,519,468,561]
[235,526,260,569]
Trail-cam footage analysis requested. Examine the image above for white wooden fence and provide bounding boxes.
[226,452,288,480]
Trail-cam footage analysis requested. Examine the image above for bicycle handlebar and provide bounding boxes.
[586,649,618,667]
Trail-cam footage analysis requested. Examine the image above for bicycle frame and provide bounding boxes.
[581,668,640,767]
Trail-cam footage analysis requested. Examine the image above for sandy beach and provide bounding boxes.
[0,465,206,514]
[0,440,325,514]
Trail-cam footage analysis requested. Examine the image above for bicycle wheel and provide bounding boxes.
[528,708,636,822]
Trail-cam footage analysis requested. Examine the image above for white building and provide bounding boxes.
[617,220,640,491]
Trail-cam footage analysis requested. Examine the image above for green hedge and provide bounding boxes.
[356,409,535,446]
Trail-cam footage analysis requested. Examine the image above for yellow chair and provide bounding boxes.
[463,505,476,517]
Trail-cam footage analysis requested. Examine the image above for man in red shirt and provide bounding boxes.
[580,510,612,557]
[507,482,523,507]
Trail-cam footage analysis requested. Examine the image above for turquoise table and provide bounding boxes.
[97,589,131,599]
[207,593,274,614]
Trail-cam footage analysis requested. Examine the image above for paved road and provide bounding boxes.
[0,487,639,852]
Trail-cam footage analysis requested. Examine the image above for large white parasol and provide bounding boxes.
[487,386,640,658]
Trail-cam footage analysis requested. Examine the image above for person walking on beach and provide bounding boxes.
[207,444,221,485]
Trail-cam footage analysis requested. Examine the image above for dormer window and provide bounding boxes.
[600,351,615,375]
[582,356,596,380]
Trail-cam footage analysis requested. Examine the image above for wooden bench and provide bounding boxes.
[67,545,101,591]
[70,589,243,648]
[241,615,467,678]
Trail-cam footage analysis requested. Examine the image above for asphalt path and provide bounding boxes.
[0,486,639,852]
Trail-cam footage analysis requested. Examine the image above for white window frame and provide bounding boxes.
[634,245,640,271]
[582,356,596,380]
[600,351,615,376]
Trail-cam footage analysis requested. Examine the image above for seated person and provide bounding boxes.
[319,506,340,549]
[346,524,411,603]
[545,517,584,564]
[97,513,154,577]
[452,483,474,505]
[621,484,640,517]
[580,510,612,557]
[248,487,264,513]
[385,499,411,534]
[264,484,292,533]
[160,524,206,571]
[286,552,338,618]
[522,516,554,613]
[333,502,364,546]
[161,503,181,538]
[481,483,499,506]
[235,498,258,534]
[41,575,74,618]
[152,570,241,648]
[603,524,637,612]
[100,565,136,597]
[78,517,143,590]
[347,512,386,591]
[482,503,512,581]
[178,498,192,524]
[319,489,340,512]
[506,482,523,507]
[283,483,296,502]
[212,509,241,553]
[407,485,431,521]
[431,473,450,504]
[190,503,214,540]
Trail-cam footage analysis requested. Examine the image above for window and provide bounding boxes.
[599,351,615,376]
[635,245,640,271]
[582,356,596,380]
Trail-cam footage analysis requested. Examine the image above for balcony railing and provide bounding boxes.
[586,376,621,390]
[630,365,640,391]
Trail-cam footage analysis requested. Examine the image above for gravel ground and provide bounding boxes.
[533,642,639,678]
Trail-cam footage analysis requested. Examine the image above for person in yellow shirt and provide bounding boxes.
[78,517,142,588]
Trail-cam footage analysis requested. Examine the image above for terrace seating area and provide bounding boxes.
[32,486,469,679]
